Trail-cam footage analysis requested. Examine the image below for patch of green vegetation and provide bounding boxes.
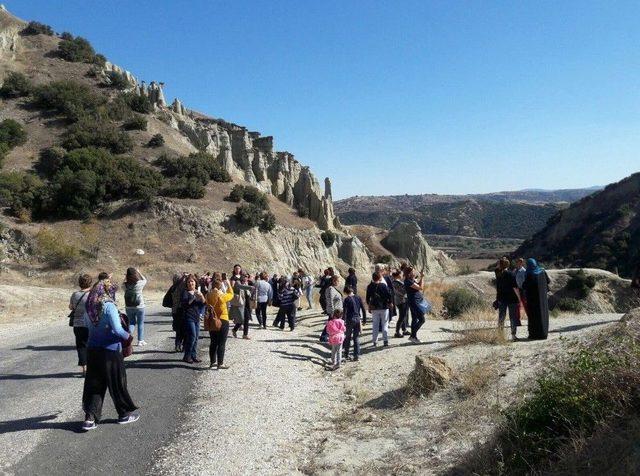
[62,116,133,154]
[235,203,275,232]
[35,227,81,268]
[555,297,583,313]
[106,71,130,90]
[57,35,102,63]
[442,287,484,317]
[32,80,106,122]
[122,115,147,131]
[375,254,392,264]
[160,176,205,199]
[21,21,54,36]
[566,269,597,299]
[0,72,34,98]
[225,184,268,209]
[147,133,164,148]
[321,230,336,247]
[155,152,230,186]
[123,92,153,114]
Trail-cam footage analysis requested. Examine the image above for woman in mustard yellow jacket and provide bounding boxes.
[206,278,234,369]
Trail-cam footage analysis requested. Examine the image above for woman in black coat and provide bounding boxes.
[523,258,551,340]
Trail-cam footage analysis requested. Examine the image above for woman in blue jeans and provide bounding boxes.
[124,268,148,346]
[404,267,426,344]
[181,274,206,364]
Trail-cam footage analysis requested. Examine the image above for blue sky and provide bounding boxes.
[7,1,640,199]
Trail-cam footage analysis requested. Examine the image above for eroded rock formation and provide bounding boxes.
[381,221,457,277]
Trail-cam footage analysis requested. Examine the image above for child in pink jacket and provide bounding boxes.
[327,309,346,370]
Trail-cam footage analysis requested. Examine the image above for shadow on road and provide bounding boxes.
[0,414,81,434]
[0,372,79,381]
[550,319,619,334]
[12,345,75,352]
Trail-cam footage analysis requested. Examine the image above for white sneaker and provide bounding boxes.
[138,340,147,346]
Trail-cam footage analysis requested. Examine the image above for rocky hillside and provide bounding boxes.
[515,172,640,278]
[0,7,456,280]
[337,197,566,239]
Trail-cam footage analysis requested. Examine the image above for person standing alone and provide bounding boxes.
[124,268,148,346]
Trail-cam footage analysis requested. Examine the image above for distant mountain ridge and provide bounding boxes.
[335,187,600,239]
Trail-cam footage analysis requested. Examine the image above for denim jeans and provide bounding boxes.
[409,301,425,339]
[343,321,361,359]
[305,287,313,308]
[371,309,389,344]
[126,308,145,342]
[183,318,200,360]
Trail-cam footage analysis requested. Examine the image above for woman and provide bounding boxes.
[299,269,314,310]
[69,274,92,376]
[254,272,273,329]
[320,275,343,342]
[345,268,358,295]
[342,285,366,361]
[124,268,148,346]
[171,273,187,352]
[495,258,521,341]
[230,276,253,339]
[82,278,138,431]
[392,270,409,338]
[404,267,426,344]
[181,274,206,364]
[206,278,234,369]
[523,258,551,340]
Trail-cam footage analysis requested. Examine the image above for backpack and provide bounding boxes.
[124,286,141,308]
[369,283,389,309]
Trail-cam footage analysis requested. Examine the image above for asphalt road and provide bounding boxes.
[0,305,201,475]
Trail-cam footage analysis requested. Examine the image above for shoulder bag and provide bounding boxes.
[68,292,87,327]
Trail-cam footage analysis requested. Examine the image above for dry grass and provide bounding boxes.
[458,357,499,396]
[452,307,508,346]
[424,280,451,317]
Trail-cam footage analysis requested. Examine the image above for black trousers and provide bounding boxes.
[273,305,296,330]
[82,348,137,421]
[256,302,268,328]
[209,321,230,365]
[73,326,89,366]
[395,303,408,334]
[343,321,361,359]
[233,311,250,337]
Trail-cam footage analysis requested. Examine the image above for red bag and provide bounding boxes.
[120,312,134,358]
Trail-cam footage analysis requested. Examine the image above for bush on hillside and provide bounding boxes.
[93,54,107,67]
[155,152,230,185]
[36,227,82,268]
[57,36,97,63]
[0,72,33,98]
[442,287,484,318]
[32,80,106,122]
[0,171,44,217]
[35,147,66,177]
[122,115,147,131]
[160,176,206,199]
[106,71,130,90]
[320,230,336,247]
[226,184,244,202]
[235,203,265,228]
[375,254,392,264]
[147,133,164,148]
[60,32,74,41]
[0,142,9,168]
[0,119,27,148]
[555,297,584,313]
[21,21,53,36]
[566,269,597,299]
[259,211,276,232]
[225,184,268,208]
[123,92,152,114]
[62,116,133,153]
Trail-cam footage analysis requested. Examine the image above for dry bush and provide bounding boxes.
[36,227,82,268]
[453,307,508,346]
[458,357,499,396]
[424,280,451,317]
[80,222,101,258]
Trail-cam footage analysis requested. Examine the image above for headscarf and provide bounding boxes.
[526,258,544,276]
[86,279,118,325]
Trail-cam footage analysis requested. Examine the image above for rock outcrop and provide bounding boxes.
[0,5,22,60]
[381,221,457,277]
[407,355,453,396]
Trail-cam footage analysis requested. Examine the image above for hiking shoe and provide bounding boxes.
[117,413,140,425]
[217,364,229,370]
[137,340,147,346]
[394,333,402,338]
[81,420,97,431]
[409,337,421,344]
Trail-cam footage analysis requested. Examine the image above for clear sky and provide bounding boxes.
[6,1,640,199]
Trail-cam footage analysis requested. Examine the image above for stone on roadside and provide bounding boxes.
[406,355,453,396]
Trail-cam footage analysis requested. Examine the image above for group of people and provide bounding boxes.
[494,257,551,341]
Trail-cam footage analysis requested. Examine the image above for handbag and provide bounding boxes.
[416,296,432,314]
[68,291,88,327]
[120,312,134,358]
[203,304,222,332]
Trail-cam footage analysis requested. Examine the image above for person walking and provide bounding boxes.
[275,279,301,331]
[171,273,187,352]
[404,267,426,343]
[124,268,148,346]
[255,272,272,329]
[366,272,392,347]
[345,268,358,295]
[69,274,92,377]
[181,274,206,364]
[300,269,314,310]
[342,286,366,361]
[326,309,346,370]
[320,275,343,342]
[230,276,253,339]
[206,278,234,369]
[392,270,409,338]
[495,257,521,341]
[82,278,139,431]
[523,258,551,340]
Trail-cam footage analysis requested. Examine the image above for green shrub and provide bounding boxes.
[0,119,27,148]
[155,151,230,185]
[566,269,597,299]
[60,32,74,41]
[62,116,133,153]
[0,171,44,216]
[375,254,392,264]
[106,71,130,90]
[123,92,152,114]
[160,177,205,199]
[57,36,97,63]
[227,184,244,202]
[242,186,268,209]
[21,21,53,36]
[92,54,107,67]
[297,205,309,218]
[235,203,265,228]
[147,133,164,148]
[36,227,81,268]
[35,147,66,177]
[556,297,583,313]
[105,95,130,121]
[320,230,336,247]
[0,72,33,98]
[32,80,106,122]
[442,287,484,317]
[122,115,147,131]
[259,211,276,232]
[0,142,9,168]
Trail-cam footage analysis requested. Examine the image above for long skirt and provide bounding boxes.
[82,348,137,421]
